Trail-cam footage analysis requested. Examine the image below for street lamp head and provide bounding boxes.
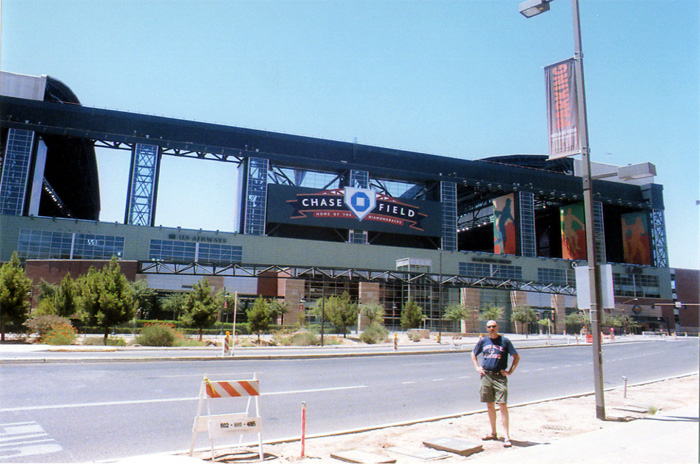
[519,0,551,18]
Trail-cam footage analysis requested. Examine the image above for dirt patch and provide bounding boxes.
[194,374,698,463]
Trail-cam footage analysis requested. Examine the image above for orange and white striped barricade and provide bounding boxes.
[189,374,263,461]
[221,331,233,357]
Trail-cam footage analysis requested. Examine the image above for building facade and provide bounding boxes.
[0,71,685,333]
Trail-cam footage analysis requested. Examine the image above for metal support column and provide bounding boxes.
[125,143,161,226]
[649,209,669,268]
[240,157,269,235]
[0,129,36,216]
[440,181,457,252]
[518,191,536,257]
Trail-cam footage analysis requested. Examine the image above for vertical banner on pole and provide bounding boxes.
[545,59,580,160]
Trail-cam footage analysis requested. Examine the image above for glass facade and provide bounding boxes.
[349,170,369,189]
[519,191,536,257]
[242,158,269,235]
[537,267,571,287]
[149,240,196,263]
[440,181,457,252]
[17,229,124,260]
[197,242,243,265]
[149,239,242,265]
[459,262,523,280]
[613,272,660,298]
[0,129,35,216]
[593,201,606,263]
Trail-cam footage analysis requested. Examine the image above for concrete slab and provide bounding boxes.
[330,450,397,464]
[422,437,483,457]
[115,454,206,463]
[387,446,450,460]
[613,404,651,414]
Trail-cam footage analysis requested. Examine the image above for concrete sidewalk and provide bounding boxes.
[113,404,699,464]
[467,404,699,464]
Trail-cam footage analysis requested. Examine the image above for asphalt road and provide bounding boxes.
[0,339,697,463]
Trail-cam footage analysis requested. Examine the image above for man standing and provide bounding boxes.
[471,320,520,447]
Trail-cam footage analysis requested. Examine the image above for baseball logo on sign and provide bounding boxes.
[344,187,376,221]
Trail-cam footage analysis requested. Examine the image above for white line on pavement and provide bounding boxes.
[0,385,367,412]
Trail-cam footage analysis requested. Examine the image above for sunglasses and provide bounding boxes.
[486,326,497,329]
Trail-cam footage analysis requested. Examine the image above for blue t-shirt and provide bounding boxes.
[473,335,518,373]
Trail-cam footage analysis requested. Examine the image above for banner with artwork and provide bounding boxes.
[493,194,516,255]
[621,211,651,265]
[560,203,587,260]
[545,59,579,159]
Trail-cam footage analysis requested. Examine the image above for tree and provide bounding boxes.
[400,298,424,330]
[360,303,385,326]
[443,303,470,333]
[565,312,586,334]
[268,299,289,325]
[32,274,78,318]
[538,318,553,334]
[37,279,58,303]
[479,304,504,322]
[511,306,537,334]
[316,291,358,337]
[131,280,156,319]
[0,252,33,341]
[55,273,79,318]
[76,257,137,342]
[160,292,187,320]
[247,296,272,342]
[179,279,218,341]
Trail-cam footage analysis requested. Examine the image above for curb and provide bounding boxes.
[0,338,660,364]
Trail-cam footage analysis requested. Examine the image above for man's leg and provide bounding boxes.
[486,402,498,436]
[498,403,511,444]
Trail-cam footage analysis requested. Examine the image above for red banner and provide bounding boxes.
[545,59,579,159]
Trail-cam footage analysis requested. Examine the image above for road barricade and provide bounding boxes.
[189,374,263,461]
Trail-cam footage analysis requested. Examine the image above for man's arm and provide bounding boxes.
[471,350,485,375]
[505,353,520,376]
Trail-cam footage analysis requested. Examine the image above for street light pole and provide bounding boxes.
[520,0,606,420]
[571,0,606,421]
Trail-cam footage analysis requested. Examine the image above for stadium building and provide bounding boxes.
[0,71,689,334]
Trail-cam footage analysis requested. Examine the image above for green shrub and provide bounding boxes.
[272,329,320,346]
[321,335,343,345]
[136,323,179,347]
[360,323,389,344]
[291,330,320,346]
[43,324,78,345]
[82,336,126,346]
[25,315,73,339]
[409,331,422,342]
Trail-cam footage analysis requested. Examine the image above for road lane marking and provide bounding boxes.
[262,385,367,396]
[0,421,62,460]
[0,385,367,412]
[402,381,416,385]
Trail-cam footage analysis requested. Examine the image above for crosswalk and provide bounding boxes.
[0,421,62,460]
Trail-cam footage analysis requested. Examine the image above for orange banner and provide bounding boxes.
[560,203,586,260]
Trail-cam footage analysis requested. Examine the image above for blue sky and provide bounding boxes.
[1,0,698,269]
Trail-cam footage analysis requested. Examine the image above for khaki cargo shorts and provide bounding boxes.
[480,371,508,404]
